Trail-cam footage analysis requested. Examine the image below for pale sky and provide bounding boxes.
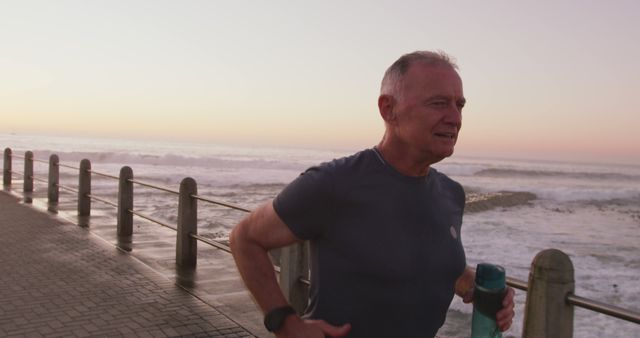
[1,0,639,164]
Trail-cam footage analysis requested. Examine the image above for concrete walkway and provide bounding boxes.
[0,192,257,338]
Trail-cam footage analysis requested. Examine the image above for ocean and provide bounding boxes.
[2,133,639,337]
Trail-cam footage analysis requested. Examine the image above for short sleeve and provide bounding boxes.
[273,165,334,240]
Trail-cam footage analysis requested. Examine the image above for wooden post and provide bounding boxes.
[24,151,33,192]
[522,249,575,338]
[48,155,59,203]
[117,166,134,237]
[3,148,11,186]
[176,177,197,268]
[279,242,310,314]
[78,159,91,217]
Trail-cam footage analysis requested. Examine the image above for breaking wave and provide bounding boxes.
[475,168,639,181]
[21,150,308,171]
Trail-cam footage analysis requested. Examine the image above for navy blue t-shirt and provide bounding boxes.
[273,148,466,338]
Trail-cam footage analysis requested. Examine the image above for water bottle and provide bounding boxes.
[471,263,506,338]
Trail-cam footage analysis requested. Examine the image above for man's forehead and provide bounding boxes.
[407,62,460,78]
[403,63,463,92]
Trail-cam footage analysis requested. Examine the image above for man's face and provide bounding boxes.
[392,63,465,163]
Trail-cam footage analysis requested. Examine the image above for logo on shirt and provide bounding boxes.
[449,225,458,239]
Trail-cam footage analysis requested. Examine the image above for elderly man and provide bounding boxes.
[230,51,515,338]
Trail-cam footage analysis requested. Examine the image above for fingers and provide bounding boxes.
[502,287,515,307]
[497,315,514,332]
[496,287,515,331]
[306,319,352,338]
[496,308,515,331]
[462,287,474,304]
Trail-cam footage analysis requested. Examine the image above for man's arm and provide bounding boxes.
[455,266,516,332]
[229,200,351,338]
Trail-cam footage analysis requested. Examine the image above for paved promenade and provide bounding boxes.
[0,192,257,337]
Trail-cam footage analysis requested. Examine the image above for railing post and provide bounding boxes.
[176,177,197,268]
[3,148,11,186]
[78,159,91,217]
[24,151,34,192]
[522,249,575,338]
[48,155,59,203]
[117,166,134,237]
[279,242,310,314]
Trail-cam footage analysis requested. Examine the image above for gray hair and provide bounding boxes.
[380,50,458,97]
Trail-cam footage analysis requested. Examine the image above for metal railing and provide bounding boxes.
[2,147,639,336]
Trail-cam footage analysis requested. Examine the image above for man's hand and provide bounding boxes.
[457,267,516,332]
[496,287,515,332]
[455,267,475,302]
[461,285,516,332]
[276,315,351,338]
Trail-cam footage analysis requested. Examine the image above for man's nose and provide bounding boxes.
[444,105,462,126]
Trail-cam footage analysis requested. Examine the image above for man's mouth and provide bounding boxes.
[434,132,456,140]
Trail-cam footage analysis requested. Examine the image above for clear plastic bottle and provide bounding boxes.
[471,263,506,338]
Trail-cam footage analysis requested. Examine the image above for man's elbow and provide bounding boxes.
[229,217,249,256]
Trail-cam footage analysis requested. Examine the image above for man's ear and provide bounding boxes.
[378,94,397,124]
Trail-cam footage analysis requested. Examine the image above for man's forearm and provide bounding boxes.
[230,226,290,313]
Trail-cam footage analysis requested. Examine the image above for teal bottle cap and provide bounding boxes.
[475,263,506,290]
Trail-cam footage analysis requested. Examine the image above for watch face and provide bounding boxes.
[264,313,282,331]
[264,306,295,332]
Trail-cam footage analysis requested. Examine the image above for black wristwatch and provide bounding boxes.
[264,305,296,332]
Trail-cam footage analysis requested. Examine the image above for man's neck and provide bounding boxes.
[375,139,434,177]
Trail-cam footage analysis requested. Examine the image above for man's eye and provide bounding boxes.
[432,101,447,107]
